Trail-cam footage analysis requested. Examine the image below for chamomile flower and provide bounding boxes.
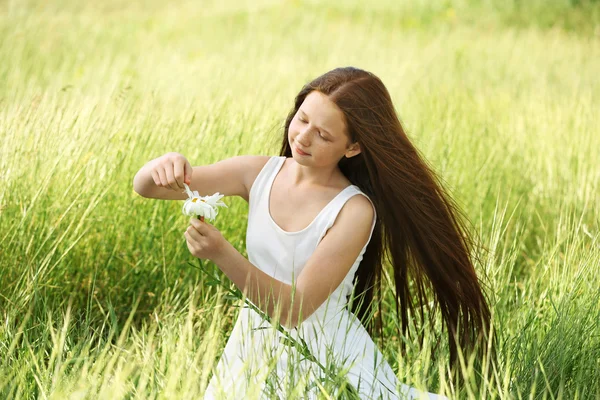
[182,183,228,221]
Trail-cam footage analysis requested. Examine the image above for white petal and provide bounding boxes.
[183,183,194,198]
[181,190,228,220]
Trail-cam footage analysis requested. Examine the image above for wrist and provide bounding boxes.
[212,240,236,266]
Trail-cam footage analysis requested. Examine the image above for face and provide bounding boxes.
[288,91,360,165]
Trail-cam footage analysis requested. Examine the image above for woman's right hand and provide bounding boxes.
[150,152,193,191]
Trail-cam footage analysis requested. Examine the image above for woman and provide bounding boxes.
[134,66,492,399]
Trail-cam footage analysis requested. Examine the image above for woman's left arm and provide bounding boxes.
[184,218,296,327]
[212,241,297,327]
[185,194,374,329]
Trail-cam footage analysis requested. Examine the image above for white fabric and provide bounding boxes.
[203,156,448,400]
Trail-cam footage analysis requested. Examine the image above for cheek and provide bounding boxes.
[288,120,299,133]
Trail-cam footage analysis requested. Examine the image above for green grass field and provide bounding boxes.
[1,0,599,398]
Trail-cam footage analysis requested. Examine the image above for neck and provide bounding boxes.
[289,158,339,188]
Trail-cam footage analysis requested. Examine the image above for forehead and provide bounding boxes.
[300,91,346,131]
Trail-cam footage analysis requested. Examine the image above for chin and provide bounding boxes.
[293,152,305,161]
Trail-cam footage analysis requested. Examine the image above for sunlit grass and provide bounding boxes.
[1,0,599,398]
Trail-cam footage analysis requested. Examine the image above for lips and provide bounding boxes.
[295,146,310,156]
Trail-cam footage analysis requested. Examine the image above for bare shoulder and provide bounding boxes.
[323,193,375,241]
[240,155,272,203]
[338,193,375,227]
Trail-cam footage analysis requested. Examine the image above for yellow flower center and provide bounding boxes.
[191,198,205,203]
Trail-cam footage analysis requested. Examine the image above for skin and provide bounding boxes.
[288,90,362,187]
[184,90,374,328]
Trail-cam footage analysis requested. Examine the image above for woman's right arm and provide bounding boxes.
[133,152,191,200]
[132,152,254,201]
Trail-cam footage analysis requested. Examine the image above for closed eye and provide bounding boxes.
[299,118,327,140]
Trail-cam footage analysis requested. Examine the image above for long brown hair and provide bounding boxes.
[278,67,492,369]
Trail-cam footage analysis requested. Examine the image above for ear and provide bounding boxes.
[345,142,361,158]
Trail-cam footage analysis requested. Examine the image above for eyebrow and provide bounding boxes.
[299,109,334,138]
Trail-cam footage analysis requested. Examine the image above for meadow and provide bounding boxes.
[1,0,599,398]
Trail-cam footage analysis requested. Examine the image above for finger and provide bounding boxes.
[173,162,185,189]
[190,216,208,226]
[157,167,169,187]
[186,225,202,241]
[190,215,204,226]
[164,163,180,191]
[189,217,203,230]
[184,232,197,252]
[150,170,161,186]
[190,218,209,235]
[184,162,192,185]
[184,230,194,241]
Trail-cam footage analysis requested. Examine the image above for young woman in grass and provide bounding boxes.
[134,66,492,399]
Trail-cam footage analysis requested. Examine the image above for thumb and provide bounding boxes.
[184,162,192,185]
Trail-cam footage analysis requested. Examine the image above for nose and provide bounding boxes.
[296,127,313,147]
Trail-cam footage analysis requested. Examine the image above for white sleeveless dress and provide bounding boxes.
[203,156,448,400]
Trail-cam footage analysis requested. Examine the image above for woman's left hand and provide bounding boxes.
[184,217,228,261]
